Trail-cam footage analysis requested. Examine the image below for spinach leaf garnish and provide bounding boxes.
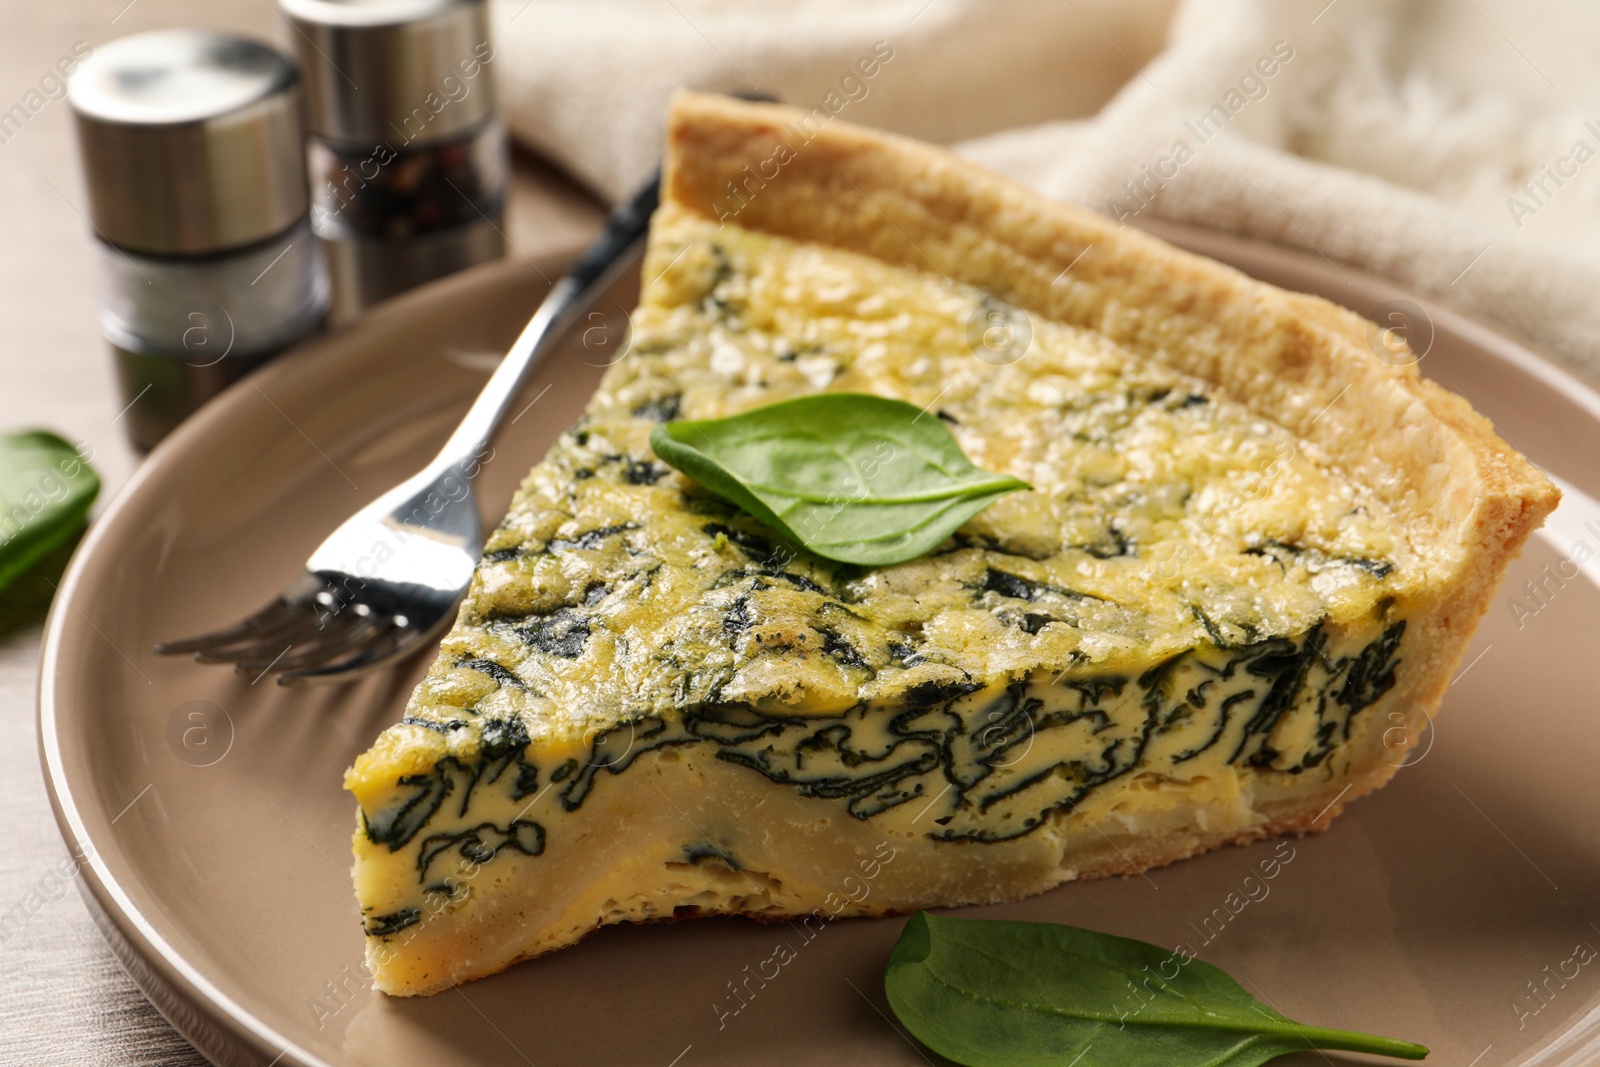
[648,393,1029,567]
[884,911,1428,1066]
[0,431,98,596]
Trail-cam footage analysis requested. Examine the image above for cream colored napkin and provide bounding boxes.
[966,0,1600,383]
[493,0,1600,381]
[489,0,1177,199]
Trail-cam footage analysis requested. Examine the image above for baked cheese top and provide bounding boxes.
[353,206,1416,778]
[346,205,1423,963]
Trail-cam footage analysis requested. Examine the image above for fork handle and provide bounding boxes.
[432,172,662,467]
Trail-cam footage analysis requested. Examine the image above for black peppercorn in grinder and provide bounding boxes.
[279,0,509,324]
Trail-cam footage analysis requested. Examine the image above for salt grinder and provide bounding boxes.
[68,30,328,450]
[279,0,509,323]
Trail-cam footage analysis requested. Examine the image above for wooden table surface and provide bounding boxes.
[0,6,604,1063]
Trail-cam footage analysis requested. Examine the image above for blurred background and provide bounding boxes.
[2,0,1597,1061]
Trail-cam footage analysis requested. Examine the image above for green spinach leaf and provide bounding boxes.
[884,912,1428,1066]
[0,432,99,596]
[648,393,1028,566]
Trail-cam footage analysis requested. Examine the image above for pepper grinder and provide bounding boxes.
[279,0,509,324]
[68,30,329,451]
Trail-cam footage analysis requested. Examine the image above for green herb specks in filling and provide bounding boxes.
[353,209,1419,921]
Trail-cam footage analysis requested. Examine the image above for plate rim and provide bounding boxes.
[37,223,1600,1067]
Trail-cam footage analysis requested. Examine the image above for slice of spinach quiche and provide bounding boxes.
[346,93,1557,995]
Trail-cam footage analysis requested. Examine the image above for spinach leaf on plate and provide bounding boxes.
[884,911,1428,1066]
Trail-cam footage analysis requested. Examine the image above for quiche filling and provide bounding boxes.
[347,207,1421,992]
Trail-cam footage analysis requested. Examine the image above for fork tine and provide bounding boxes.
[271,621,401,684]
[198,603,328,654]
[226,611,376,670]
[154,598,311,656]
[192,609,335,665]
[237,615,393,674]
[277,622,414,685]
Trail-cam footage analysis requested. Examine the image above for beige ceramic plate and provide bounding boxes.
[40,221,1600,1067]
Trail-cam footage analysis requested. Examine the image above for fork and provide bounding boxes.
[155,175,660,685]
